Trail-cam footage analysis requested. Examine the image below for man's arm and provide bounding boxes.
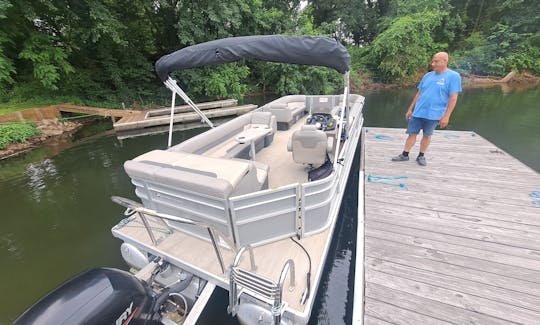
[406,91,421,120]
[439,92,459,128]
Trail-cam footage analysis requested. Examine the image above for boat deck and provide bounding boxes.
[358,127,540,324]
[113,116,344,316]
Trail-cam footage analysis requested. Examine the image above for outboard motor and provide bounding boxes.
[14,268,159,325]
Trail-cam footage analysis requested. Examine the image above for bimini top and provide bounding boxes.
[155,35,350,82]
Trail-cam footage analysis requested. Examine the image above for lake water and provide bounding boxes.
[1,85,538,324]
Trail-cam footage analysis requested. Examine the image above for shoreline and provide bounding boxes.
[0,120,83,160]
[1,76,538,160]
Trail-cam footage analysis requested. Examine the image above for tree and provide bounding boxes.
[368,11,445,82]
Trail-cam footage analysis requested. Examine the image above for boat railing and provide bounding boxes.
[229,245,295,325]
[111,196,242,274]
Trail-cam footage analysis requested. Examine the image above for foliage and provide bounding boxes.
[18,33,74,90]
[175,64,250,100]
[0,122,41,149]
[0,0,538,111]
[368,11,445,83]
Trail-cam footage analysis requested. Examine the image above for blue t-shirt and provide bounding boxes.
[412,69,462,120]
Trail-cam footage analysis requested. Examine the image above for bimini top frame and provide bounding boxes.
[154,35,351,147]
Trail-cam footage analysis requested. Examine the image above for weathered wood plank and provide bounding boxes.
[366,211,540,254]
[366,191,540,222]
[366,225,540,271]
[366,257,540,312]
[367,204,540,235]
[364,314,394,325]
[364,237,540,296]
[365,236,540,296]
[364,296,454,325]
[366,270,540,324]
[366,163,539,190]
[365,236,540,283]
[365,283,519,325]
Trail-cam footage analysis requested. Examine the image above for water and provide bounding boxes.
[1,85,539,324]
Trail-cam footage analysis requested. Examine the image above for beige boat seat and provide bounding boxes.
[126,150,268,198]
[287,125,332,166]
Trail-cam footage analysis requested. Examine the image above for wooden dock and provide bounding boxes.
[356,127,540,324]
[1,100,257,132]
[113,100,257,131]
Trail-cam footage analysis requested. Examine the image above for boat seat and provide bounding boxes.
[306,95,342,115]
[128,150,268,197]
[287,125,332,166]
[262,95,306,130]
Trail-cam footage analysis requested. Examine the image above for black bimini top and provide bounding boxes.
[155,35,350,82]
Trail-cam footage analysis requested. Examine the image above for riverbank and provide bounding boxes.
[1,72,538,160]
[0,120,82,160]
[353,71,540,93]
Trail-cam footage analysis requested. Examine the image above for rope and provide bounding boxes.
[367,174,409,190]
[530,191,540,207]
[374,134,393,140]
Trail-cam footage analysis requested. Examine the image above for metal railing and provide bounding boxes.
[111,196,237,274]
[229,246,295,325]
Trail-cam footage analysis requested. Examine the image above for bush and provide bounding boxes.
[0,123,41,149]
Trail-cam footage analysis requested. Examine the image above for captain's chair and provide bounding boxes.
[287,125,332,167]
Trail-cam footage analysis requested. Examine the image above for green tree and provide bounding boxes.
[369,11,445,82]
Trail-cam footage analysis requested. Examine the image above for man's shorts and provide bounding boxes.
[406,117,439,136]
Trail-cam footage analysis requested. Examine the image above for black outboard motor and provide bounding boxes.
[14,268,158,325]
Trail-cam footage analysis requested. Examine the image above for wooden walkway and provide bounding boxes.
[359,127,540,324]
[1,100,256,132]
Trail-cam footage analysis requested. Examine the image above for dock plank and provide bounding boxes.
[365,283,516,325]
[367,270,540,324]
[366,257,540,312]
[361,127,540,324]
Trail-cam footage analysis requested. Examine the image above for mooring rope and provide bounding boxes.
[530,191,540,207]
[374,134,393,140]
[367,174,409,190]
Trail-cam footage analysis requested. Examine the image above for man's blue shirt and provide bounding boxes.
[413,69,462,120]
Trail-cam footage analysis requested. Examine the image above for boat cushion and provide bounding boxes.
[129,150,263,197]
[287,125,330,165]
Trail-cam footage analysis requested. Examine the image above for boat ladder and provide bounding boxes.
[228,246,295,325]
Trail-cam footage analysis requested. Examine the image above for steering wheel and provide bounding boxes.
[306,113,336,131]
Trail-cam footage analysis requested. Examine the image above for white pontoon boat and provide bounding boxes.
[14,35,364,325]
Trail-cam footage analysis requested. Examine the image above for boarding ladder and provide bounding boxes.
[228,246,295,325]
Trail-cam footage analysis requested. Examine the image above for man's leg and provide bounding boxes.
[405,134,417,152]
[416,119,438,166]
[392,117,420,161]
[419,135,431,153]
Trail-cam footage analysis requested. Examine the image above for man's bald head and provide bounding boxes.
[431,52,449,73]
[433,52,449,62]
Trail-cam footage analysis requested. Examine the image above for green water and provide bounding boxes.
[1,85,539,323]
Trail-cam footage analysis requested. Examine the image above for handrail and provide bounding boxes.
[233,245,257,272]
[229,246,296,325]
[111,196,235,274]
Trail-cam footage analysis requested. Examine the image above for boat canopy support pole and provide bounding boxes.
[333,72,349,167]
[168,89,176,148]
[164,77,215,147]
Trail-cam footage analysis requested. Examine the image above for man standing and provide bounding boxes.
[392,52,462,166]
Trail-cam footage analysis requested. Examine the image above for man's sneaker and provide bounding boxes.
[391,154,409,161]
[416,156,427,166]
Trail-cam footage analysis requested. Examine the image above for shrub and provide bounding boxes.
[0,123,41,149]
